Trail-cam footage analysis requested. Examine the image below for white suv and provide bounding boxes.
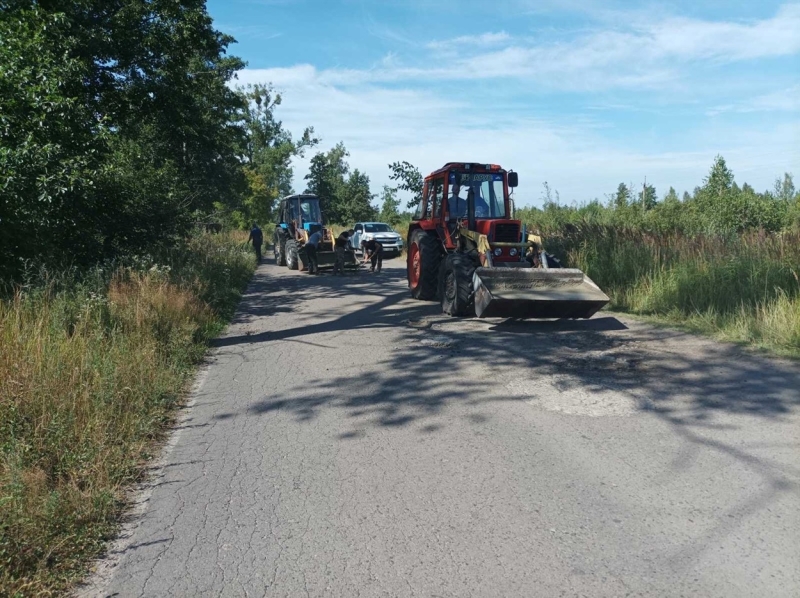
[351,222,404,256]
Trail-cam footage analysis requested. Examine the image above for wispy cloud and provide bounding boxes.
[231,3,800,203]
[427,31,512,50]
[708,85,800,115]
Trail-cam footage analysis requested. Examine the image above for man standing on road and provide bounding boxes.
[248,223,263,262]
[361,238,383,273]
[333,230,353,275]
[305,229,322,274]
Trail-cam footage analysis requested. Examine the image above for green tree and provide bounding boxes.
[774,173,796,202]
[305,142,350,222]
[388,161,423,208]
[339,169,377,224]
[0,0,250,278]
[304,144,376,224]
[641,184,657,210]
[378,186,402,225]
[233,84,318,225]
[613,183,631,210]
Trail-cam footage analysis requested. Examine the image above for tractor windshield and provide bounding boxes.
[448,172,506,219]
[296,199,322,224]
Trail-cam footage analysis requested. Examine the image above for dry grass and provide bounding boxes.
[543,227,800,357]
[0,231,254,596]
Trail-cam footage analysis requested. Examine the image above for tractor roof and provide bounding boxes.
[281,194,320,201]
[428,163,505,178]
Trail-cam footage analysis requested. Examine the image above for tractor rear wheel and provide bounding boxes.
[408,230,441,300]
[441,252,476,317]
[274,231,287,266]
[285,239,299,270]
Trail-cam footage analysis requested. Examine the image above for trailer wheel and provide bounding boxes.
[285,239,299,270]
[441,252,476,317]
[274,231,287,266]
[408,230,441,300]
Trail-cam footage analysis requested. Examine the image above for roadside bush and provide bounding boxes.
[0,231,254,595]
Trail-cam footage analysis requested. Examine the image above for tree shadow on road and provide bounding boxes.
[228,259,800,570]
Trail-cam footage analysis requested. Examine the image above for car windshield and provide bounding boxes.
[447,172,506,219]
[364,223,392,232]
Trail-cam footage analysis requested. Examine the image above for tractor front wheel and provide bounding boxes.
[285,239,299,270]
[408,230,441,300]
[441,252,476,317]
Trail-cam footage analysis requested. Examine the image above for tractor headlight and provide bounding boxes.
[493,248,502,257]
[509,248,518,257]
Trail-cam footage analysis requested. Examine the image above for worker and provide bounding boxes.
[473,185,490,218]
[305,229,322,274]
[333,230,352,275]
[247,223,263,262]
[361,237,383,273]
[448,182,466,219]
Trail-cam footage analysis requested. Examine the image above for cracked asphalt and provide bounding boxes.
[83,258,800,597]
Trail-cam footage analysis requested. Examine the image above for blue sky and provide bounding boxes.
[209,0,800,207]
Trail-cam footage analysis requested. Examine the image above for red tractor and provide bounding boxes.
[406,162,609,319]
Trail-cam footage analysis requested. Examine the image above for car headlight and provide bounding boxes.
[509,248,518,257]
[493,248,502,256]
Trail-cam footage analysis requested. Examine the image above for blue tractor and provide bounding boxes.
[272,194,356,271]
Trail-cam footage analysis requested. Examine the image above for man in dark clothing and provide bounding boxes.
[361,238,383,273]
[305,230,322,274]
[333,230,351,275]
[248,223,263,262]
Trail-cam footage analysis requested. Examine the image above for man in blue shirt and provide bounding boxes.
[305,230,322,274]
[247,223,263,262]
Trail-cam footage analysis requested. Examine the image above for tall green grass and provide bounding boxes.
[545,227,800,356]
[0,231,255,596]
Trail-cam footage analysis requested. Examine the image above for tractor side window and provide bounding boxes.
[432,178,444,219]
[412,200,424,221]
[424,181,436,219]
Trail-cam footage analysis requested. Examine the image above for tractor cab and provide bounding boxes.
[278,195,324,237]
[413,163,522,263]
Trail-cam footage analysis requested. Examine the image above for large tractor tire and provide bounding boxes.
[285,239,299,270]
[274,231,287,266]
[441,252,477,317]
[408,230,441,300]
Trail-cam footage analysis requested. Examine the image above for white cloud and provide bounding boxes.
[708,85,800,115]
[235,63,799,206]
[232,4,800,205]
[427,31,512,50]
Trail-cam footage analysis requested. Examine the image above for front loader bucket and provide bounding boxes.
[298,248,359,271]
[472,268,609,319]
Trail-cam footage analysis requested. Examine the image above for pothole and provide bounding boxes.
[418,335,455,348]
[506,377,639,417]
[403,318,433,329]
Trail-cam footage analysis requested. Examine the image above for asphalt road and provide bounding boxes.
[84,258,800,598]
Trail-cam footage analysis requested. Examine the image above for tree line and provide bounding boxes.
[4,3,795,286]
[516,157,799,236]
[0,1,384,284]
[381,157,800,237]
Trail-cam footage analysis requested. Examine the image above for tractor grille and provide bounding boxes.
[493,223,520,243]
